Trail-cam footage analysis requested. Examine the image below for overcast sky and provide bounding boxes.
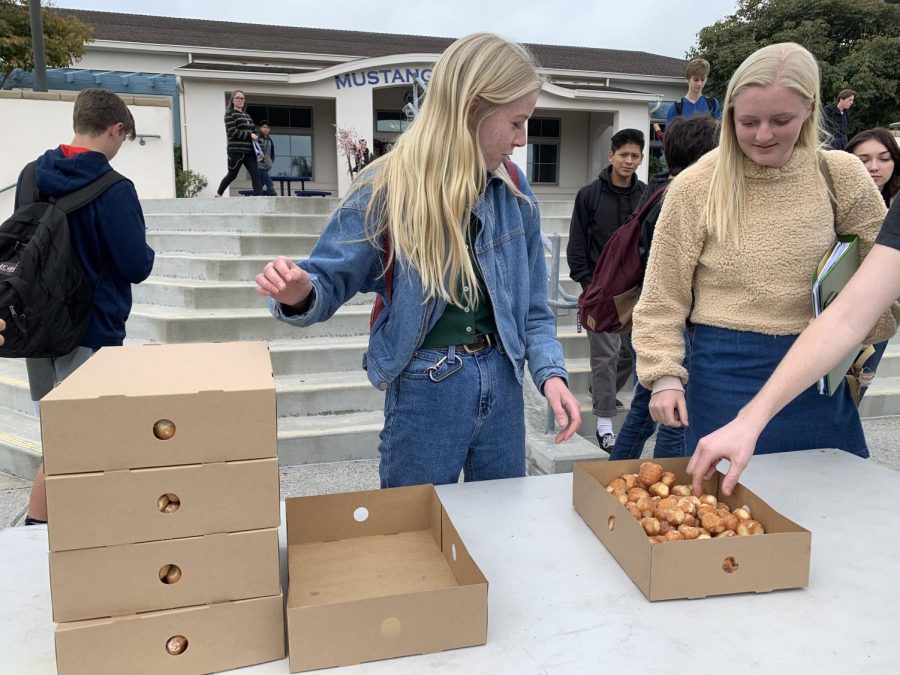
[57,0,739,59]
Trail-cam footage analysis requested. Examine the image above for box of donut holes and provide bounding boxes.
[572,458,811,600]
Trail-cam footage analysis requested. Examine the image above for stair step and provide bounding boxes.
[125,304,375,342]
[146,213,329,234]
[274,411,385,465]
[275,372,382,417]
[147,231,320,257]
[0,407,42,479]
[141,197,342,215]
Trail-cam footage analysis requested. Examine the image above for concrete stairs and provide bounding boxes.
[1,195,899,479]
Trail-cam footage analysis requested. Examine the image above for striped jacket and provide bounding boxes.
[224,108,256,154]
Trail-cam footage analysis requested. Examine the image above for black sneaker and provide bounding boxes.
[596,431,616,452]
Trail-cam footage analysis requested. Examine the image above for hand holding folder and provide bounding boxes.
[812,235,860,396]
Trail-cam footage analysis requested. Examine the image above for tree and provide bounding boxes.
[0,1,94,89]
[689,0,900,131]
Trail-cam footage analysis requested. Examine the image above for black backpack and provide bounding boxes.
[0,162,126,358]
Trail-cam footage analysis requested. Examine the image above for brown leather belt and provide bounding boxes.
[457,333,497,354]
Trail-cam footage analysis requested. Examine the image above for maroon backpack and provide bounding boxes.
[370,159,520,328]
[578,184,668,334]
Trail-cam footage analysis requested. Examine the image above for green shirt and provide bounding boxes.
[419,218,497,349]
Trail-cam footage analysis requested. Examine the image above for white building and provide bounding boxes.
[55,9,690,197]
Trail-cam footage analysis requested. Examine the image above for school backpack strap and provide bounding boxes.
[53,169,129,214]
[502,158,521,190]
[15,162,40,207]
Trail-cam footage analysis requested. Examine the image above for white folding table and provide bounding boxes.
[2,449,898,674]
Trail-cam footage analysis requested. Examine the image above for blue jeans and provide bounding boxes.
[378,344,525,488]
[610,333,688,460]
[259,169,276,196]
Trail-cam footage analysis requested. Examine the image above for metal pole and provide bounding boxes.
[29,0,48,93]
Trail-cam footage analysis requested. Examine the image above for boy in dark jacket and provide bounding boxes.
[17,88,155,526]
[257,120,277,196]
[567,128,646,450]
[612,115,719,460]
[823,89,856,151]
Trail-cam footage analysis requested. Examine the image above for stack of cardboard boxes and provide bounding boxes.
[40,342,285,675]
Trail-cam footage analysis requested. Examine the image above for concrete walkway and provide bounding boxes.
[3,416,898,530]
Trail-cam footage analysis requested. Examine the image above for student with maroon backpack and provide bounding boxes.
[609,116,719,460]
[567,129,645,450]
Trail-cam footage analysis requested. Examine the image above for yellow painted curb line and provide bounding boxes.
[0,431,41,453]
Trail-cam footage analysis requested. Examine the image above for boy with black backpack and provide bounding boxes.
[9,88,155,526]
[665,58,721,128]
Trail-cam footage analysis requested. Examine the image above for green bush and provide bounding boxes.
[176,169,208,198]
[173,146,208,198]
[648,154,666,176]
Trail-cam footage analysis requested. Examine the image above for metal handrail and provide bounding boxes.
[0,183,16,195]
[541,231,581,433]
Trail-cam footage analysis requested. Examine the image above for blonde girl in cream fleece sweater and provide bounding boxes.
[632,42,899,463]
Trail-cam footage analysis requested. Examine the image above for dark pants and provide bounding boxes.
[587,331,632,418]
[259,169,276,196]
[610,333,688,460]
[217,151,262,196]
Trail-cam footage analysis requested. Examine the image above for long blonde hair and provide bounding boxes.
[691,43,828,243]
[350,33,542,307]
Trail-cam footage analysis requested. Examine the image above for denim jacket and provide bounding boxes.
[270,165,569,392]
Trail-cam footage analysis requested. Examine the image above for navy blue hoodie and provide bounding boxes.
[15,147,155,347]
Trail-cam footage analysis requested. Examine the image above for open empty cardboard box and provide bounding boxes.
[285,484,488,672]
[573,458,811,601]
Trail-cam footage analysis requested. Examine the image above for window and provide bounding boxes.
[246,104,312,129]
[270,134,313,177]
[527,117,560,184]
[376,110,412,134]
[246,104,314,177]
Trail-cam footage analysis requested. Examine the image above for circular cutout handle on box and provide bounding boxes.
[722,556,739,574]
[159,564,182,584]
[353,506,369,523]
[158,493,181,514]
[166,635,188,655]
[380,617,402,638]
[153,419,176,441]
[608,515,616,531]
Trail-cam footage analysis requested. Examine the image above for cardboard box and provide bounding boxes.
[285,484,487,672]
[40,342,276,475]
[49,528,280,622]
[46,458,280,552]
[55,593,285,675]
[573,458,811,601]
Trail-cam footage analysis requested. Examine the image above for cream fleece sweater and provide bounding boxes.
[633,146,898,390]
